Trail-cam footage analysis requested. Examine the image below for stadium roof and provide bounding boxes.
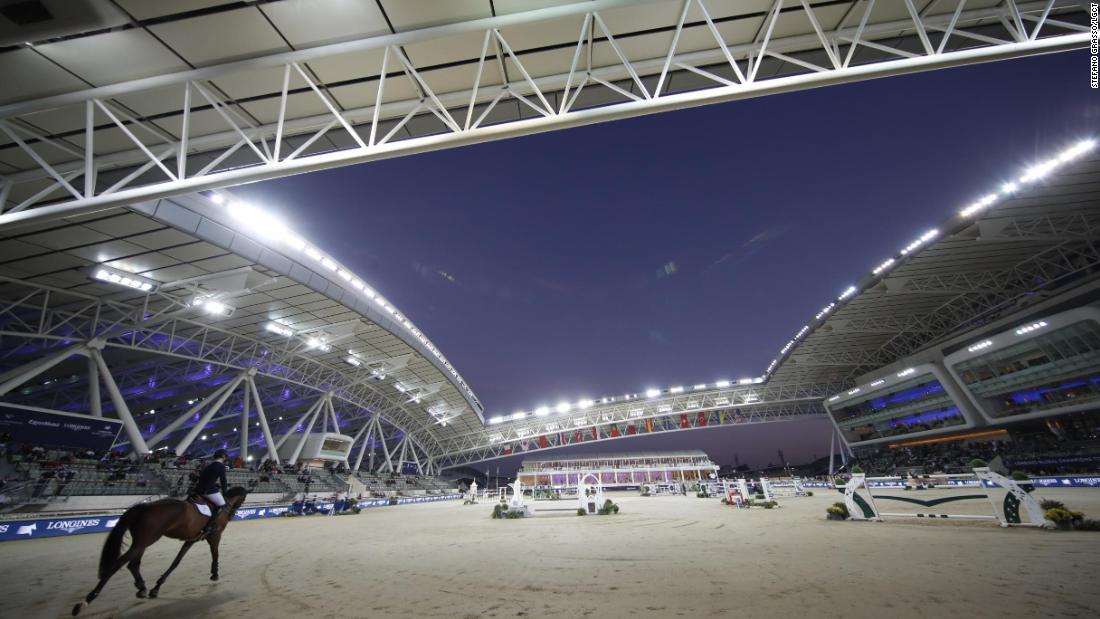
[0,0,1087,222]
[0,1,1095,468]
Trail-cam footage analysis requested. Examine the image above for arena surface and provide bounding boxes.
[3,489,1100,619]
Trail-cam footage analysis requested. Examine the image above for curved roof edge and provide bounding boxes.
[133,191,485,422]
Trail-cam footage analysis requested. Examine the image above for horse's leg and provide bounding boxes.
[207,533,221,581]
[127,549,148,598]
[73,546,141,615]
[148,541,194,599]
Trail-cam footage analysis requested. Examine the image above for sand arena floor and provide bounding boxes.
[2,489,1100,618]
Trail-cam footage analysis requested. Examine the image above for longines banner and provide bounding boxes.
[0,405,122,450]
[0,494,462,543]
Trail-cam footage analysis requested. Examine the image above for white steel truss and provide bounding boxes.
[0,0,1086,226]
[435,378,838,467]
[0,275,442,459]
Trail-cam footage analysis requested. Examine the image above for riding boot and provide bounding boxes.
[202,505,222,536]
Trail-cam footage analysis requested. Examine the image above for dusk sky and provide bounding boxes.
[235,50,1092,468]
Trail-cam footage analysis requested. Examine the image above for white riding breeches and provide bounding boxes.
[203,491,226,507]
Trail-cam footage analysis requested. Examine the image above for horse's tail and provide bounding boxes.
[98,505,143,579]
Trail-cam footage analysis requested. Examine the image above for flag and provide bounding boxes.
[719,410,725,424]
[610,425,620,438]
[680,414,690,429]
[697,412,707,427]
[627,424,637,435]
[503,446,512,455]
[592,426,598,440]
[539,435,549,449]
[645,418,654,433]
[575,430,583,442]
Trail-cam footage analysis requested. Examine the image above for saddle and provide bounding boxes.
[187,495,213,518]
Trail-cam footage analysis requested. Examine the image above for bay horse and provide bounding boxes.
[72,486,248,616]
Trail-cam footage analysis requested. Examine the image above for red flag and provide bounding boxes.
[697,412,707,427]
[575,430,583,442]
[503,446,512,455]
[592,426,598,440]
[627,424,637,435]
[610,425,620,437]
[680,414,690,429]
[539,435,549,449]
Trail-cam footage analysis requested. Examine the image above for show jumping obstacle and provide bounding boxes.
[843,468,1051,527]
[505,474,605,515]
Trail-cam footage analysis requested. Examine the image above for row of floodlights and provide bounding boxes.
[774,139,1096,379]
[827,366,920,402]
[210,192,477,404]
[486,378,765,425]
[827,315,1059,404]
[486,393,762,438]
[93,267,155,292]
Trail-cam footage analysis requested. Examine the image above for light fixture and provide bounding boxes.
[1015,321,1048,336]
[91,266,157,292]
[191,297,233,317]
[896,368,916,378]
[967,340,993,353]
[715,380,730,388]
[645,388,661,398]
[669,386,684,394]
[345,356,361,367]
[870,379,885,387]
[555,402,571,413]
[872,258,895,275]
[265,322,293,337]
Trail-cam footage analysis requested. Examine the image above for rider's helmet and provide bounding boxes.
[213,449,228,460]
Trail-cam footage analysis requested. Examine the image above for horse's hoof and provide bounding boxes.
[136,589,147,598]
[148,589,159,599]
[210,574,219,581]
[72,602,85,616]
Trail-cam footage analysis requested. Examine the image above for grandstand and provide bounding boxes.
[517,451,718,488]
[0,1,1099,618]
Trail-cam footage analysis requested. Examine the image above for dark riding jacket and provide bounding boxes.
[194,460,228,495]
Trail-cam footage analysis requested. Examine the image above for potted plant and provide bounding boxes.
[1044,507,1084,530]
[577,508,587,516]
[827,502,849,521]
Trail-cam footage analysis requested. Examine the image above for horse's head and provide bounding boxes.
[224,486,249,511]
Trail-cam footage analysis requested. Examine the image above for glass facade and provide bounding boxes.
[953,320,1100,419]
[829,373,966,443]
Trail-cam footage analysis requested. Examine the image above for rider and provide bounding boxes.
[195,449,229,535]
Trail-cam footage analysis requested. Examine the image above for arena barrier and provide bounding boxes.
[0,494,463,542]
[843,468,1050,528]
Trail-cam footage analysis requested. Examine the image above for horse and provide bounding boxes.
[72,486,249,616]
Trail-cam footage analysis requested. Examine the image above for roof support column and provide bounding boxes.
[87,354,101,418]
[147,377,236,448]
[240,376,250,462]
[270,397,323,459]
[349,417,373,473]
[89,346,150,454]
[288,393,326,465]
[249,376,280,465]
[0,342,87,398]
[174,371,247,456]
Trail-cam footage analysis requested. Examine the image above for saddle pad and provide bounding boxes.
[192,502,211,517]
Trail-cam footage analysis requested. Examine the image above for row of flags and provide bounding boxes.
[501,410,746,455]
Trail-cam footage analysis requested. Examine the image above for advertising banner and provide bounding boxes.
[0,494,463,543]
[0,405,122,451]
